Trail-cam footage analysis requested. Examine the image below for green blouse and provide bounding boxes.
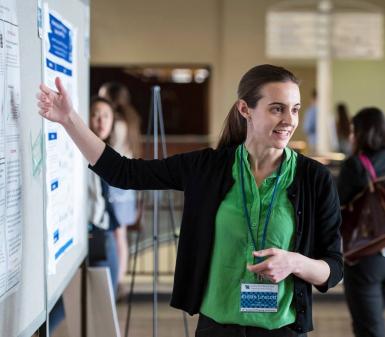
[200,145,298,329]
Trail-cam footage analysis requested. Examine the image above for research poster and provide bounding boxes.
[43,6,79,274]
[0,0,23,302]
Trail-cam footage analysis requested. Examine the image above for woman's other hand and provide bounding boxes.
[247,248,330,286]
[247,248,298,283]
[37,77,74,126]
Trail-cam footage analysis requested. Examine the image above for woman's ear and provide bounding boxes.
[237,99,251,121]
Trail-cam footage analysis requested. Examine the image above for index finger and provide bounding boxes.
[247,260,269,273]
[253,248,279,258]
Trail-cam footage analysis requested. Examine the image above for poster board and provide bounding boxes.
[0,1,89,336]
[42,0,89,315]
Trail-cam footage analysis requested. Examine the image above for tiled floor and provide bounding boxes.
[52,297,355,337]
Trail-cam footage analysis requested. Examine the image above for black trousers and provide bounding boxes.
[195,314,306,337]
[344,253,385,337]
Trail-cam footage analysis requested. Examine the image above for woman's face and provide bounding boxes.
[90,102,114,141]
[239,81,300,150]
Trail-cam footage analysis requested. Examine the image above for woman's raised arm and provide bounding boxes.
[37,77,105,166]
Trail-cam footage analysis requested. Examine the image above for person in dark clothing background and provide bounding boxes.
[338,107,385,337]
[335,103,351,155]
[37,64,342,337]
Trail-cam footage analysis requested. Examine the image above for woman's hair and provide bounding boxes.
[352,107,385,154]
[336,103,350,139]
[98,82,142,157]
[98,82,131,109]
[217,64,299,149]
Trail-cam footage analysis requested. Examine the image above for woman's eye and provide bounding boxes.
[272,106,283,113]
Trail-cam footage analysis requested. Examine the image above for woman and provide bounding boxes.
[98,81,141,158]
[88,96,120,296]
[98,82,142,288]
[338,107,385,337]
[38,65,342,336]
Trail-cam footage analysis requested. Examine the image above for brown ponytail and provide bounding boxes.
[217,64,299,149]
[217,103,247,149]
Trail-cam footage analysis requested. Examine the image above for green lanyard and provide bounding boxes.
[239,144,284,263]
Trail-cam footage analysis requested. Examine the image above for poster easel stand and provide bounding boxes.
[124,86,189,337]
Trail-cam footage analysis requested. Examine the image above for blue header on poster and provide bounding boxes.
[48,13,72,64]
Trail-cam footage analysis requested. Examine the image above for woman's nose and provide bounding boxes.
[283,111,293,125]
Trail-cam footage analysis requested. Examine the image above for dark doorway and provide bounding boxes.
[90,65,210,135]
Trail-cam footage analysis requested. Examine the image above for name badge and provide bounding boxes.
[240,283,278,312]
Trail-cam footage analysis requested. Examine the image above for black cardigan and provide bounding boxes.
[90,145,343,334]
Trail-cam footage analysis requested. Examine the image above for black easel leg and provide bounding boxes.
[81,259,88,337]
[124,230,141,337]
[37,321,48,337]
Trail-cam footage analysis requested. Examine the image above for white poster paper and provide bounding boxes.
[266,11,319,59]
[0,0,22,302]
[332,13,383,60]
[266,11,384,60]
[43,5,78,274]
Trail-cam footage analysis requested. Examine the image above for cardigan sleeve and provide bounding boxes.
[89,144,207,191]
[313,166,343,293]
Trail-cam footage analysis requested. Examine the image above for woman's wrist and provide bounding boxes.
[289,252,302,276]
[62,109,78,129]
[290,252,330,285]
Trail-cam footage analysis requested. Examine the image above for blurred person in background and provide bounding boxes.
[88,96,120,296]
[337,107,385,337]
[303,89,317,153]
[99,82,142,295]
[98,82,141,159]
[335,103,351,155]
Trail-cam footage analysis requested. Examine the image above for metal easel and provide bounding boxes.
[124,86,189,337]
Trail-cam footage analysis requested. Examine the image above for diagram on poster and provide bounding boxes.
[0,0,23,302]
[43,5,79,274]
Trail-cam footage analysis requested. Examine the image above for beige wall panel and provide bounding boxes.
[217,0,270,140]
[91,0,219,64]
[332,60,385,117]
